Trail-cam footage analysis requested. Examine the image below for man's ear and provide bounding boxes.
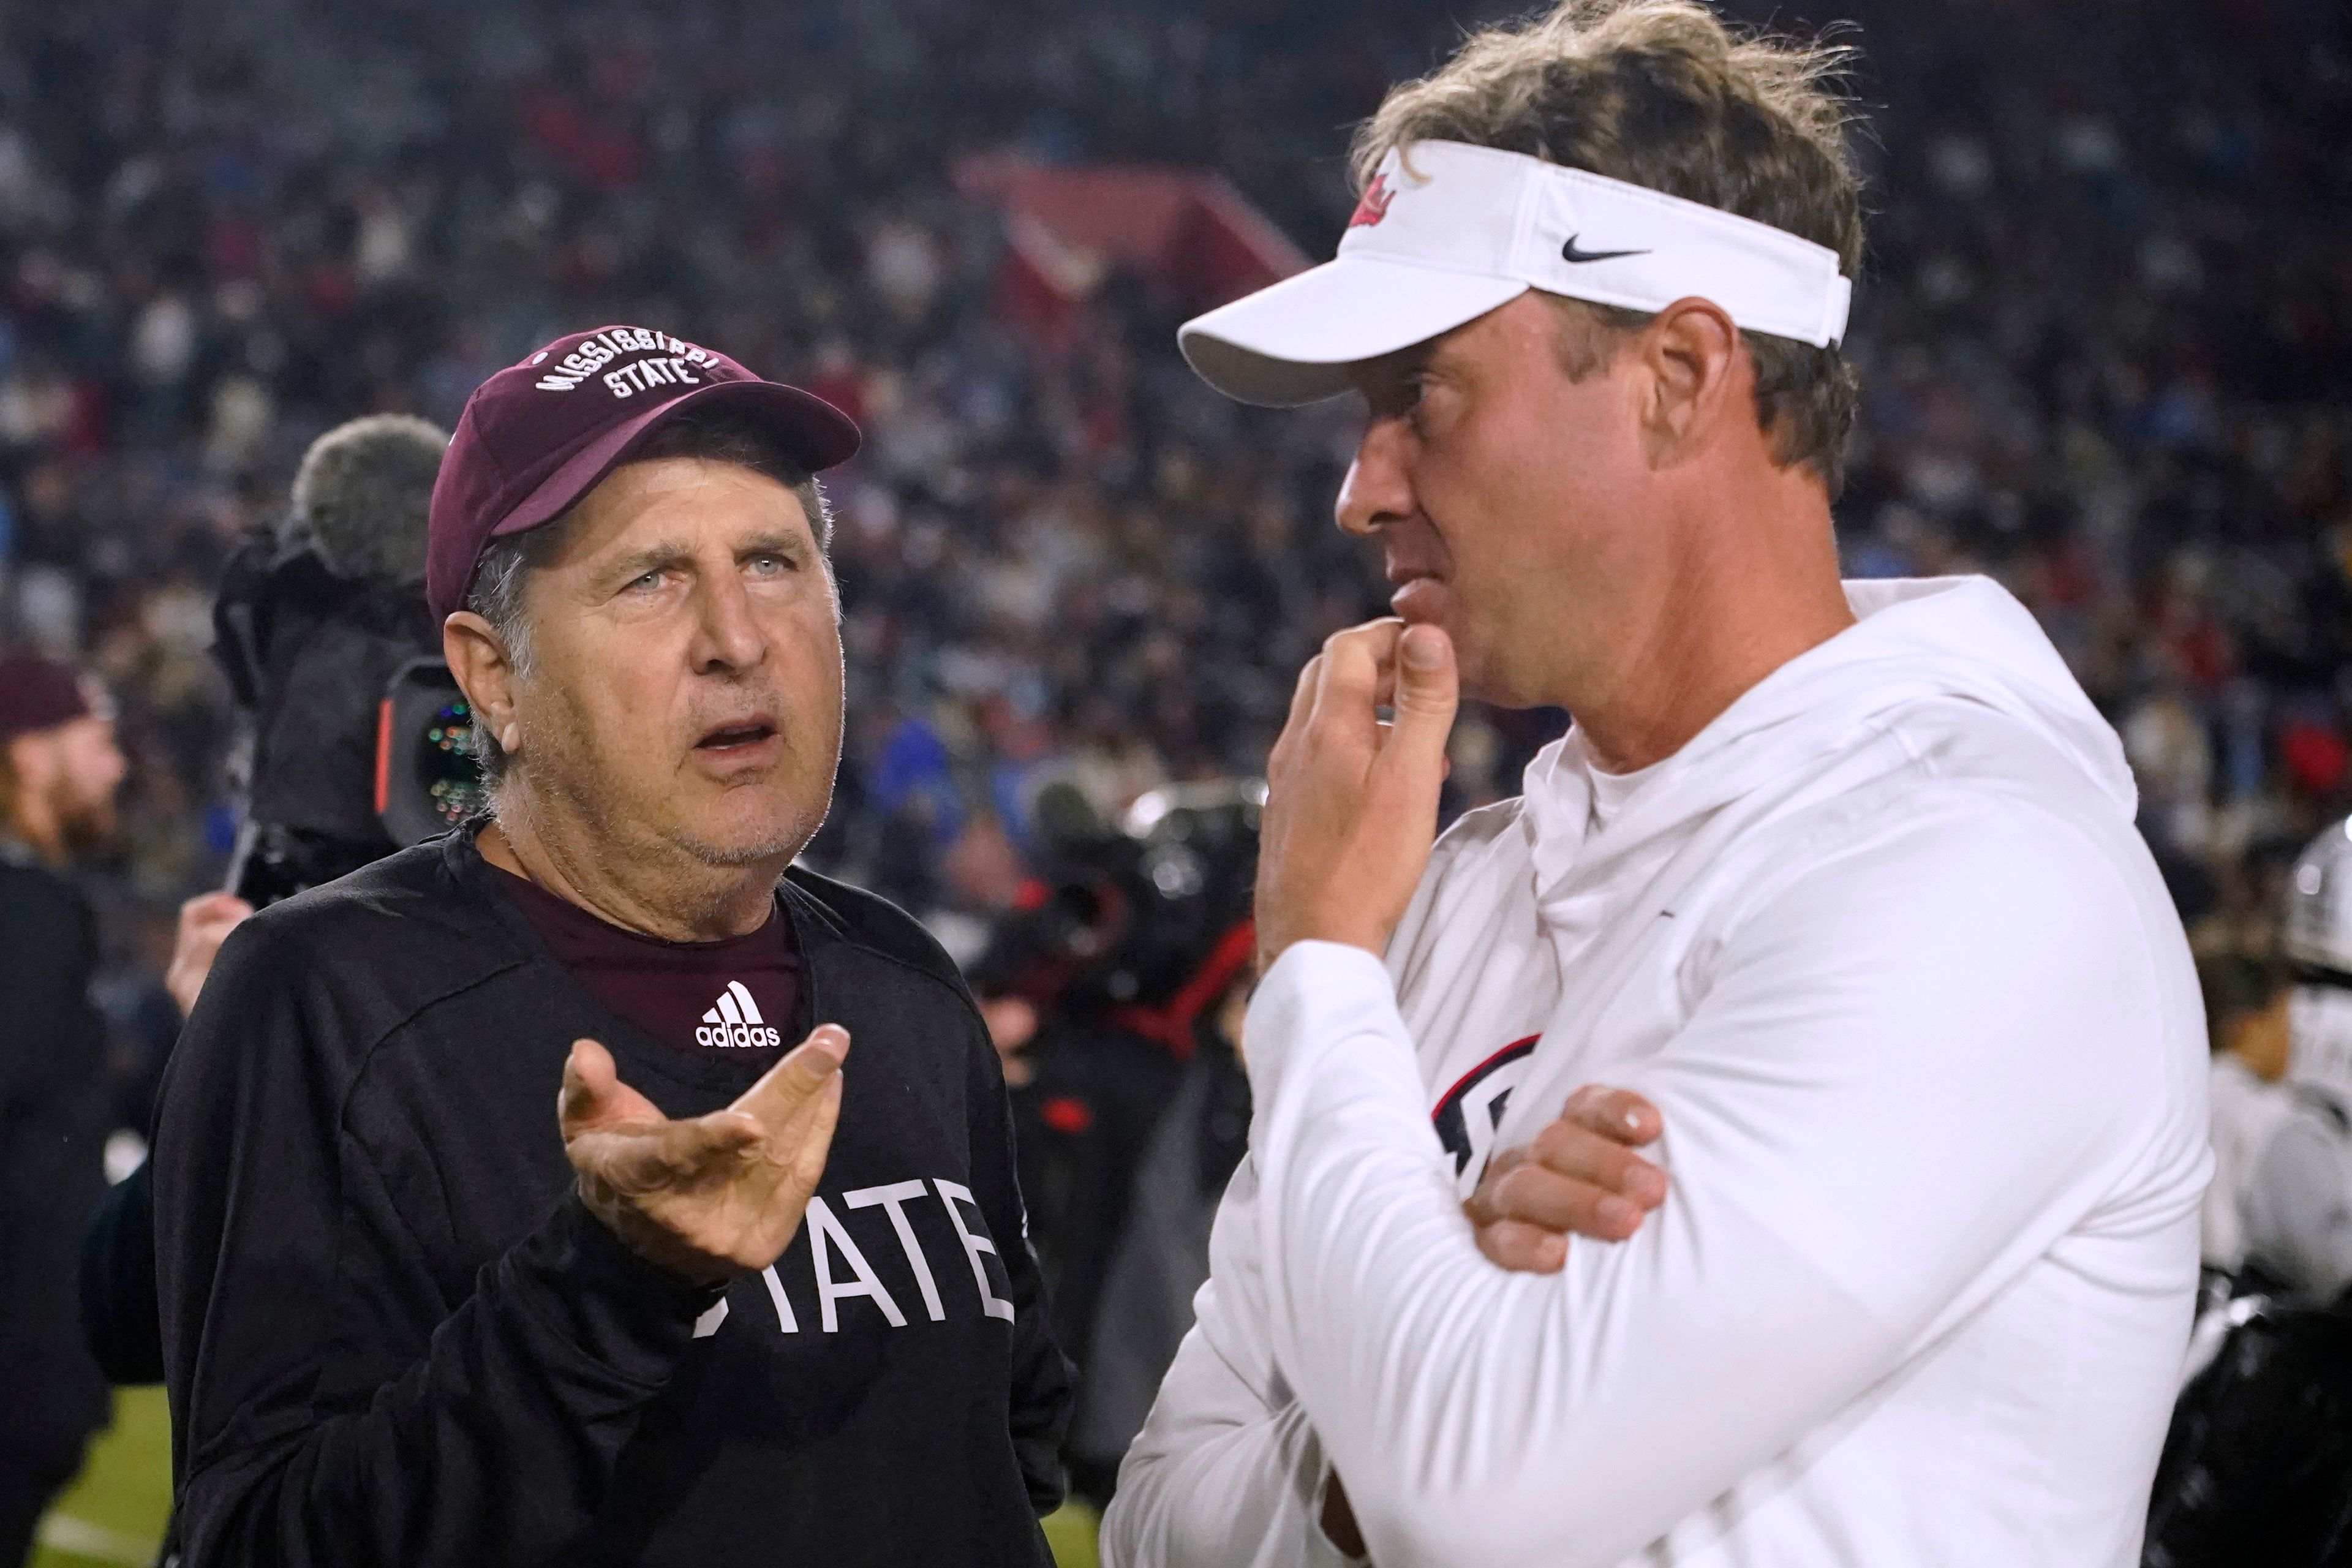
[1638,297,1746,467]
[442,611,524,760]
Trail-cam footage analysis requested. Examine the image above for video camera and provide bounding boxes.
[210,415,486,908]
[973,777,1263,1042]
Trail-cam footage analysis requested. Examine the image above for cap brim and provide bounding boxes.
[1178,257,1527,407]
[488,379,862,541]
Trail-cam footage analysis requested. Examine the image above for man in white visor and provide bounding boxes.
[1102,4,2210,1566]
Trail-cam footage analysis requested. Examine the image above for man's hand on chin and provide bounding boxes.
[1257,618,1458,973]
[559,1026,851,1286]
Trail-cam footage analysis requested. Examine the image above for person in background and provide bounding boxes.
[0,654,127,1568]
[2235,818,2352,1301]
[973,778,1264,1506]
[78,886,251,1392]
[2198,951,2292,1283]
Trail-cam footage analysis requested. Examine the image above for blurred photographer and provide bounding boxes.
[80,412,454,1390]
[211,413,465,905]
[972,780,1261,1506]
[2234,818,2352,1301]
[0,654,127,1568]
[2145,821,2352,1566]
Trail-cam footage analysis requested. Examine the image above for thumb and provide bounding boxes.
[1381,623,1458,784]
[559,1038,622,1135]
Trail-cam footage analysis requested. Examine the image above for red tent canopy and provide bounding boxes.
[955,153,1308,349]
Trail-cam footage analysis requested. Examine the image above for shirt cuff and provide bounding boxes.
[1242,939,1423,1124]
[497,1194,728,1389]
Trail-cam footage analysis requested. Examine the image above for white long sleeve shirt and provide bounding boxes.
[1104,576,2210,1568]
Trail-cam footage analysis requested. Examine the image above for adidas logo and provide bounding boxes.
[697,981,783,1049]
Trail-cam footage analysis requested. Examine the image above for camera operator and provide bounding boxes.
[213,412,461,905]
[972,781,1260,1506]
[0,654,128,1568]
[80,413,456,1391]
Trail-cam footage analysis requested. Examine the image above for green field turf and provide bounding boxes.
[34,1389,1101,1568]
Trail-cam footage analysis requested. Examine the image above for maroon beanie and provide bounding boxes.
[424,326,861,622]
[0,654,94,745]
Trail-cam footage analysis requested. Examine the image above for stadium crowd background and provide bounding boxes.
[0,0,2348,1256]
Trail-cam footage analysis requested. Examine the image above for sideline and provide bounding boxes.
[35,1513,161,1567]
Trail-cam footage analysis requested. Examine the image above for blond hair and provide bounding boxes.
[1355,0,1864,492]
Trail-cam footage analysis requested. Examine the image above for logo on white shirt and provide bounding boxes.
[697,981,783,1049]
[1431,1035,1539,1199]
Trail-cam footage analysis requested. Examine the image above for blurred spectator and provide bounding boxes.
[2236,817,2352,1302]
[0,654,125,1568]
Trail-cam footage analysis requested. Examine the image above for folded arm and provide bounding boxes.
[1246,811,2163,1568]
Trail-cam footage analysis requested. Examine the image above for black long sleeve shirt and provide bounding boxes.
[0,851,112,1466]
[152,829,1071,1567]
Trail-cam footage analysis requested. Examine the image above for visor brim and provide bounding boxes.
[1178,257,1528,407]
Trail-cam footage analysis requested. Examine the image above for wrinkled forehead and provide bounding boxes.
[552,455,819,570]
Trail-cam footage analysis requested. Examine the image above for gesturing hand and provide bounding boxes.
[166,891,254,1019]
[559,1026,850,1286]
[1464,1085,1667,1272]
[1257,618,1458,972]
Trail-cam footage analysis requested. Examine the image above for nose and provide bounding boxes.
[687,571,768,676]
[1335,415,1414,538]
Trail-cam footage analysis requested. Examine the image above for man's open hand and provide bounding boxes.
[1257,618,1458,971]
[559,1026,849,1286]
[1464,1085,1667,1271]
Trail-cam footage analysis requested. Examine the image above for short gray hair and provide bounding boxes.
[461,407,835,784]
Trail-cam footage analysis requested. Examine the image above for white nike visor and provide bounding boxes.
[1178,140,1855,407]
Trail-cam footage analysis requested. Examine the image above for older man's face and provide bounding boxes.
[507,457,843,869]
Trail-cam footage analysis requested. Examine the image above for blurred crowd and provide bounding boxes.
[0,0,2347,1114]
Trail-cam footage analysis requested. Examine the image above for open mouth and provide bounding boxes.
[695,720,778,752]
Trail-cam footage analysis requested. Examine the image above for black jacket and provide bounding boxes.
[0,850,111,1466]
[153,830,1071,1567]
[2144,1291,2352,1566]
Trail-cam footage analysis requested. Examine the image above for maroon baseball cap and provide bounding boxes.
[425,325,861,620]
[0,654,96,744]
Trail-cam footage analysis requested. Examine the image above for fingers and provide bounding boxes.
[1309,619,1401,729]
[559,1039,666,1136]
[1561,1084,1665,1147]
[1384,624,1458,774]
[1310,619,1455,813]
[1531,1107,1668,1209]
[181,891,254,933]
[1480,1158,1648,1241]
[559,1038,618,1135]
[1268,654,1322,781]
[1461,1099,1670,1253]
[1474,1217,1569,1273]
[729,1024,851,1128]
[778,1072,845,1191]
[573,1115,760,1195]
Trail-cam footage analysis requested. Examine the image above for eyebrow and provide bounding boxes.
[598,531,812,587]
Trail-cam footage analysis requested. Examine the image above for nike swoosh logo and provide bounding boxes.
[1561,235,1649,263]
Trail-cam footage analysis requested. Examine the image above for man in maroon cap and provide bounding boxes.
[0,655,125,1567]
[152,328,1072,1567]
